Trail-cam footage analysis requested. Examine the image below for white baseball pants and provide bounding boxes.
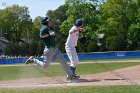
[65,46,79,68]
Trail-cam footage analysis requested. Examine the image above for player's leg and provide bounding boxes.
[26,47,52,70]
[53,48,73,80]
[25,56,34,64]
[37,47,52,69]
[33,56,51,69]
[70,47,80,79]
[65,46,79,78]
[25,56,45,67]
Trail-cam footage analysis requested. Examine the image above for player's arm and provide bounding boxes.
[40,28,55,38]
[69,29,79,34]
[40,34,49,38]
[79,28,85,32]
[40,28,49,38]
[69,27,85,34]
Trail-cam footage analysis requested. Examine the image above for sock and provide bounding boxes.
[70,66,76,75]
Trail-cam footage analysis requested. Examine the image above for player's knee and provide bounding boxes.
[41,62,48,69]
[71,63,78,68]
[43,64,48,69]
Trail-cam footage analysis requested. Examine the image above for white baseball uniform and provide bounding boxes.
[65,25,79,68]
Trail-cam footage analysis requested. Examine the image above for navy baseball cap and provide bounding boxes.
[42,17,50,25]
[76,19,84,26]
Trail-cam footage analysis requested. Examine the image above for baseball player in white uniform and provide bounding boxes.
[65,19,85,78]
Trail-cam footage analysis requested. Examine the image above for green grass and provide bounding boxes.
[0,85,140,93]
[77,62,140,75]
[0,62,139,80]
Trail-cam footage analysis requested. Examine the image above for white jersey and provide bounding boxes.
[65,26,79,47]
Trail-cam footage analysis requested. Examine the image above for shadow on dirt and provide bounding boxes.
[67,78,126,83]
[104,78,126,81]
[70,78,100,83]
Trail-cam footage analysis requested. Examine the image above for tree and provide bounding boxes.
[61,0,98,37]
[28,41,38,56]
[0,4,33,43]
[19,42,29,56]
[127,0,140,50]
[32,16,43,40]
[98,0,133,51]
[60,0,99,52]
[47,5,69,45]
[132,0,140,7]
[4,43,20,56]
[36,40,44,56]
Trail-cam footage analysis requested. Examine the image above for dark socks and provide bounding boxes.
[70,66,76,75]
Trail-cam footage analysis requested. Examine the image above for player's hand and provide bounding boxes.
[79,28,85,32]
[49,31,55,36]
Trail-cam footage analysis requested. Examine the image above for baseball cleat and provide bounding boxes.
[25,56,34,65]
[66,74,80,80]
[66,75,73,80]
[73,74,80,79]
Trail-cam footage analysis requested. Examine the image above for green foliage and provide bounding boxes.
[18,42,29,56]
[60,20,73,36]
[0,4,33,43]
[132,0,140,7]
[36,40,44,56]
[32,16,43,40]
[11,5,33,40]
[28,41,38,56]
[127,3,140,50]
[4,41,44,56]
[98,0,135,51]
[57,39,66,53]
[47,5,69,41]
[87,40,98,52]
[60,0,99,38]
[4,43,20,56]
[4,42,29,56]
[33,16,42,30]
[2,0,140,56]
[128,23,140,50]
[106,35,127,51]
[60,0,100,52]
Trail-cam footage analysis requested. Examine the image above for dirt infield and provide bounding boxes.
[0,63,140,88]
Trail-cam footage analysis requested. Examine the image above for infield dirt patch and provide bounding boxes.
[0,64,140,88]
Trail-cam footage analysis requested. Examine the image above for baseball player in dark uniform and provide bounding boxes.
[25,17,76,80]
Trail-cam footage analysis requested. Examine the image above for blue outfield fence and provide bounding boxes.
[0,51,140,64]
[0,58,27,64]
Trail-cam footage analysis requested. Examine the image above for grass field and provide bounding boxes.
[0,62,140,80]
[0,61,140,93]
[0,85,140,93]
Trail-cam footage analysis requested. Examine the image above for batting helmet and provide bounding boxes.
[76,19,84,26]
[42,17,50,25]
